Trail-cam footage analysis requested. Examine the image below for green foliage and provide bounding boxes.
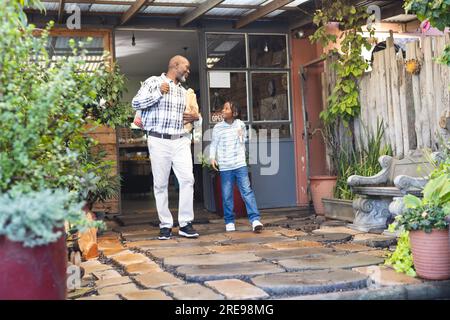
[0,189,100,247]
[310,0,374,125]
[0,0,126,245]
[83,62,133,128]
[385,230,416,277]
[391,173,450,233]
[404,0,450,67]
[320,119,392,199]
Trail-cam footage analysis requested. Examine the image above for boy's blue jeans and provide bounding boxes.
[220,166,260,224]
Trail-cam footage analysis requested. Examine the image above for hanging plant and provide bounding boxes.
[310,0,375,125]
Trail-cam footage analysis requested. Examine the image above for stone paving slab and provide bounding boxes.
[220,236,295,245]
[332,243,377,252]
[92,269,122,281]
[164,284,225,300]
[254,247,337,260]
[358,249,391,258]
[126,239,179,249]
[111,252,151,266]
[95,276,133,290]
[164,252,262,267]
[273,228,308,238]
[80,260,112,275]
[353,266,422,286]
[134,272,184,288]
[205,279,269,300]
[352,234,397,248]
[263,240,323,250]
[314,226,366,236]
[125,262,163,275]
[121,289,172,300]
[224,230,285,240]
[251,269,369,296]
[77,294,121,300]
[97,283,139,295]
[103,248,127,256]
[206,243,276,254]
[175,262,285,282]
[298,233,353,243]
[277,253,384,271]
[149,246,212,259]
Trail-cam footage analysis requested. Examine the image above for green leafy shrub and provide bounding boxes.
[0,189,90,247]
[385,230,416,277]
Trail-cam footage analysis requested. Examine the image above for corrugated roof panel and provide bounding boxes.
[154,0,206,3]
[206,8,254,16]
[42,3,59,11]
[222,0,266,5]
[89,4,130,13]
[285,0,310,6]
[266,9,285,17]
[142,6,192,14]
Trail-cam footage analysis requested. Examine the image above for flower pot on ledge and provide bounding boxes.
[310,176,337,216]
[322,197,355,222]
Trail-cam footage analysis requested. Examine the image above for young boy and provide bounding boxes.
[209,101,264,233]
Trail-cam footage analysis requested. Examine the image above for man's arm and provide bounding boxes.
[132,77,163,111]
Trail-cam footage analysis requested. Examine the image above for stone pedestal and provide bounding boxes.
[347,196,391,233]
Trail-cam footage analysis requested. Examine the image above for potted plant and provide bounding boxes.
[389,171,450,280]
[0,0,113,299]
[197,154,247,218]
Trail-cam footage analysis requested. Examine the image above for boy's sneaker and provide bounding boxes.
[252,220,264,233]
[179,223,199,238]
[158,228,172,240]
[225,223,236,232]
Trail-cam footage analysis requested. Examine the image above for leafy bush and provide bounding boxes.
[385,230,416,277]
[0,0,125,245]
[334,120,392,199]
[391,173,450,233]
[0,189,90,247]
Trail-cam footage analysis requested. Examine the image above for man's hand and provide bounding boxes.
[183,112,199,124]
[160,82,170,94]
[133,115,144,129]
[210,159,219,171]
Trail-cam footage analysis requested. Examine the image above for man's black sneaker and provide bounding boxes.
[158,228,172,240]
[178,223,199,238]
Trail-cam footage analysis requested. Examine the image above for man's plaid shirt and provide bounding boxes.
[132,73,187,135]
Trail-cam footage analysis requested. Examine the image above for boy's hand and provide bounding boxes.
[183,112,199,123]
[210,159,219,171]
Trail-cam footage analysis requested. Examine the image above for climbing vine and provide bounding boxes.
[310,0,375,125]
[404,0,450,66]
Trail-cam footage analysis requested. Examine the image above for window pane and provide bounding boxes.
[206,34,246,69]
[249,34,287,68]
[252,123,291,139]
[252,73,289,121]
[209,72,248,122]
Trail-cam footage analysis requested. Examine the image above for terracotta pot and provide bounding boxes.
[409,229,450,280]
[213,174,247,218]
[309,176,337,215]
[0,235,67,300]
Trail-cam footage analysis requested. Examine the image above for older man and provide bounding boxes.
[132,55,200,240]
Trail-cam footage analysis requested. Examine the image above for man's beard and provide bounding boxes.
[178,75,187,83]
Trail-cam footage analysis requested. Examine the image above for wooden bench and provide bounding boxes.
[346,150,435,232]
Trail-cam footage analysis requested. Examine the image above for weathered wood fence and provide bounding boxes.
[357,34,450,157]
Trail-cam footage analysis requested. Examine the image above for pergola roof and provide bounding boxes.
[29,0,411,29]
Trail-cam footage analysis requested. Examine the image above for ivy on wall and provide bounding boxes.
[310,0,375,125]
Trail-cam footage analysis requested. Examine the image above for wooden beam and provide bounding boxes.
[57,0,65,24]
[179,0,225,26]
[235,0,294,29]
[120,0,152,25]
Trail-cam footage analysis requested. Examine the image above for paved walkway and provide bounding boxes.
[69,208,447,300]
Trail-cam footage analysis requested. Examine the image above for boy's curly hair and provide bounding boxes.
[224,100,241,119]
